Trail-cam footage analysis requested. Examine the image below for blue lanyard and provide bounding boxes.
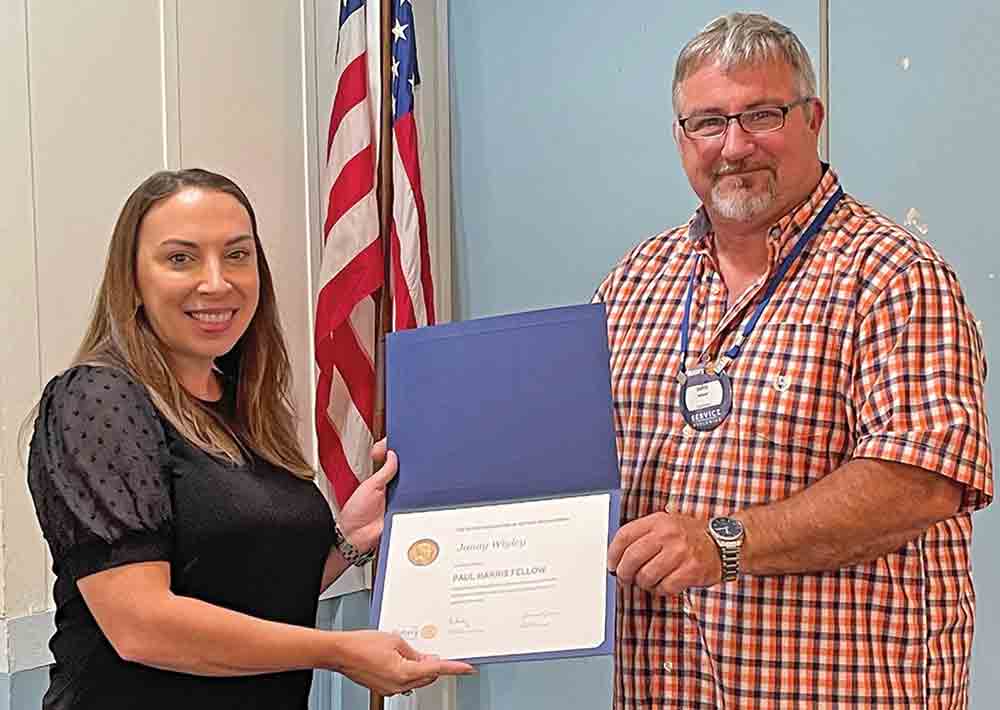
[680,187,844,376]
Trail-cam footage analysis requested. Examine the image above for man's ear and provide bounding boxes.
[808,98,826,135]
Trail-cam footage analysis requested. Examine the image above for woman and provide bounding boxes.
[26,169,472,710]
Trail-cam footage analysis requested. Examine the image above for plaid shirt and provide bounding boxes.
[596,168,993,709]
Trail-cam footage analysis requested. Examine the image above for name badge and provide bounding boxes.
[679,368,733,431]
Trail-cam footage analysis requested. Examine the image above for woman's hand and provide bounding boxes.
[332,630,474,696]
[336,439,397,554]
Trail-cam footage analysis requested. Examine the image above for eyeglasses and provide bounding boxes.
[677,97,814,139]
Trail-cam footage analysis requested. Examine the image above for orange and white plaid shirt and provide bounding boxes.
[596,168,993,709]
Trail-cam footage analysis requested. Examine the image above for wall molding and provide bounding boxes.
[414,0,453,324]
[819,0,830,161]
[159,0,181,169]
[302,0,322,471]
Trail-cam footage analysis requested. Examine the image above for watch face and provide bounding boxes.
[710,516,744,541]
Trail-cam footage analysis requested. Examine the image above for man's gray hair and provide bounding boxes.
[672,13,817,114]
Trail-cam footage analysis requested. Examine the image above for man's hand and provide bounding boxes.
[607,512,723,596]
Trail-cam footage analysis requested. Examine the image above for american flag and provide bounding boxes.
[389,0,435,329]
[315,0,381,508]
[315,0,434,508]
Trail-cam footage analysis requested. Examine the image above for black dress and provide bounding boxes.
[27,365,336,710]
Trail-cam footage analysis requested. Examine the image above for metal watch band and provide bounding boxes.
[334,522,375,567]
[719,545,740,582]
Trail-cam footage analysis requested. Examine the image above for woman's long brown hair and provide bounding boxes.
[71,168,312,479]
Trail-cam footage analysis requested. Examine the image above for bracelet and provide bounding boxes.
[333,521,375,567]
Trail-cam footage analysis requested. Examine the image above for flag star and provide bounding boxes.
[392,58,399,78]
[400,0,412,5]
[391,19,408,42]
[409,75,416,91]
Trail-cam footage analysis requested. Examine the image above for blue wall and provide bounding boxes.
[449,0,818,320]
[827,5,1000,708]
[309,593,371,710]
[0,666,48,710]
[449,1,1000,708]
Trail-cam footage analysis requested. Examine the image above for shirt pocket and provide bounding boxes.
[732,321,854,484]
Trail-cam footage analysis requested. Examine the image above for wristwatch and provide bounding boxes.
[333,521,375,566]
[707,516,745,582]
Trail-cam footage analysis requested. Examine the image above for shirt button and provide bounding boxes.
[663,661,674,673]
[682,426,695,438]
[769,226,781,238]
[683,601,693,615]
[710,284,722,295]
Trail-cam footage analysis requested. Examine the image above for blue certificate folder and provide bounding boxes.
[370,303,622,665]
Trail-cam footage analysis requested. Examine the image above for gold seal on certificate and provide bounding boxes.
[420,624,438,639]
[407,538,440,566]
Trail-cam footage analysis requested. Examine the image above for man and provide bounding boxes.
[599,12,993,709]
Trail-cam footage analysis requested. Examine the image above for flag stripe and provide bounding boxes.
[315,372,368,507]
[326,350,372,478]
[324,144,376,239]
[389,219,418,330]
[392,115,435,326]
[327,95,374,195]
[395,115,433,301]
[350,292,377,363]
[326,52,368,161]
[315,238,382,346]
[329,316,376,429]
[319,189,379,284]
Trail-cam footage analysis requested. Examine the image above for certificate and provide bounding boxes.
[376,494,610,660]
[373,304,621,664]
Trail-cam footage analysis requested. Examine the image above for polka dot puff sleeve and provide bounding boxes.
[28,365,174,582]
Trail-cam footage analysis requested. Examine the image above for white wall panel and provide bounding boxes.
[176,0,314,452]
[28,0,166,379]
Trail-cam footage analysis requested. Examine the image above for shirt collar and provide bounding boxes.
[687,164,841,262]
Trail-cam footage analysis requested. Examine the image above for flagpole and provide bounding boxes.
[372,0,393,482]
[370,0,395,708]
